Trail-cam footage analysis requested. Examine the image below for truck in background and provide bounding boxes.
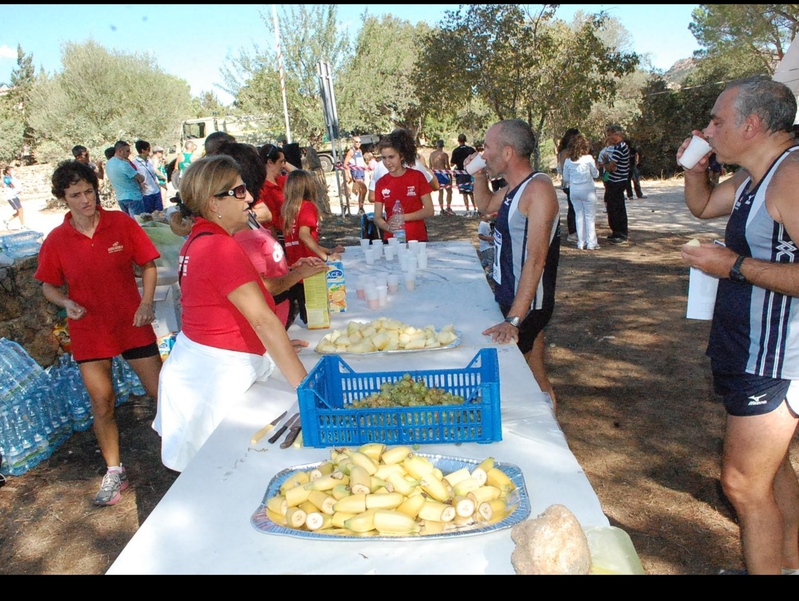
[166,115,279,164]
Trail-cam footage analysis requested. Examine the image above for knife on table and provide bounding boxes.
[268,402,300,444]
[250,410,288,445]
[280,420,302,449]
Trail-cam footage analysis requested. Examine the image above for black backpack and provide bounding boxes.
[360,211,382,242]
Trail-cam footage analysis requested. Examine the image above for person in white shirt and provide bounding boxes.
[562,134,600,250]
[134,140,164,213]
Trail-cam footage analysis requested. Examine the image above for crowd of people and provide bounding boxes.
[17,75,799,575]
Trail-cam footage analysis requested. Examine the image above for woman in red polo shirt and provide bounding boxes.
[156,155,308,472]
[373,129,434,242]
[251,144,296,236]
[35,160,163,507]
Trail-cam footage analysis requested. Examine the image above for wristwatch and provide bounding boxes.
[504,316,521,328]
[729,255,747,284]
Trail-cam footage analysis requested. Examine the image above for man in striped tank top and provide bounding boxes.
[681,76,799,575]
[597,124,631,244]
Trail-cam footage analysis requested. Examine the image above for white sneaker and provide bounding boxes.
[566,233,578,242]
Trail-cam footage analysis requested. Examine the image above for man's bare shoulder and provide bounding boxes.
[519,172,558,215]
[768,150,799,219]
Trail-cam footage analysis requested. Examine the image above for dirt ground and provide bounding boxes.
[2,177,798,575]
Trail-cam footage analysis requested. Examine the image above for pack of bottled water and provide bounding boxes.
[0,230,44,259]
[0,337,152,476]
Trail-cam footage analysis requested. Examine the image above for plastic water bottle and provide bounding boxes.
[390,200,406,245]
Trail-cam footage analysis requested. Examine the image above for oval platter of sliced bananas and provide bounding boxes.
[250,446,531,540]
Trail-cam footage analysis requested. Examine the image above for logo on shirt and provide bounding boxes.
[406,186,417,197]
[107,242,124,254]
[381,188,391,200]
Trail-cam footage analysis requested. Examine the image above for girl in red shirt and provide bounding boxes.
[252,144,296,236]
[281,170,345,325]
[373,129,434,242]
[282,170,345,264]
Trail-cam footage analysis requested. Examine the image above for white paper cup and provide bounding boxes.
[408,240,419,254]
[360,239,371,250]
[678,135,712,169]
[387,237,399,247]
[384,245,395,261]
[465,153,486,175]
[365,249,376,265]
[404,273,416,291]
[387,274,399,293]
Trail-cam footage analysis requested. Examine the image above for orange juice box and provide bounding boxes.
[303,270,330,329]
[326,260,347,313]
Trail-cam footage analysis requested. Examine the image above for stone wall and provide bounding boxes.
[0,254,62,368]
[2,164,63,367]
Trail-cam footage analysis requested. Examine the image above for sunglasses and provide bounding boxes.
[214,184,248,199]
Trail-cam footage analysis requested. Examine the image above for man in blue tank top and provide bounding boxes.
[681,76,799,575]
[470,119,561,408]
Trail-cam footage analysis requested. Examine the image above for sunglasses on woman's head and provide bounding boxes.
[214,184,248,199]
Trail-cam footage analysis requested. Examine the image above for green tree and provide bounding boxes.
[27,40,192,165]
[337,14,430,136]
[222,5,351,144]
[189,91,229,119]
[689,4,799,74]
[6,45,37,158]
[416,5,638,167]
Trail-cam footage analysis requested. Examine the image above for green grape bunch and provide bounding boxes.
[349,374,469,409]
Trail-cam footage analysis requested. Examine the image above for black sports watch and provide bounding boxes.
[729,255,747,284]
[504,316,521,328]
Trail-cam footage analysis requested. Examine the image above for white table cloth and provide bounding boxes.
[107,241,608,575]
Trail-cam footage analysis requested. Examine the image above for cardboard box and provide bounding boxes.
[303,271,330,330]
[326,260,347,313]
[139,284,181,338]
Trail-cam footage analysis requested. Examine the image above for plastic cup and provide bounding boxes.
[366,287,379,310]
[372,244,383,259]
[408,240,419,255]
[360,239,371,251]
[387,237,399,247]
[387,274,399,293]
[365,248,376,265]
[384,245,395,261]
[465,153,487,175]
[417,253,428,270]
[376,285,388,307]
[404,272,416,291]
[678,135,712,169]
[418,242,427,254]
[356,277,366,300]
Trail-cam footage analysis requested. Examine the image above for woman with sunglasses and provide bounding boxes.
[156,155,308,472]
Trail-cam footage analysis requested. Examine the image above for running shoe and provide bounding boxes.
[95,466,129,506]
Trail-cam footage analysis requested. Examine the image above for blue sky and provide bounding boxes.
[0,4,700,105]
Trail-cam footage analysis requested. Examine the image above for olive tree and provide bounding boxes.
[28,40,192,165]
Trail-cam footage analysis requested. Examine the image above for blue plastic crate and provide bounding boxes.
[297,348,501,448]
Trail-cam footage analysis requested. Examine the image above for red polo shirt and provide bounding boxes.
[374,168,431,242]
[179,218,276,355]
[35,208,160,361]
[255,175,288,232]
[283,201,319,265]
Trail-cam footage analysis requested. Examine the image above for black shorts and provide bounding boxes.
[76,341,160,365]
[712,370,799,417]
[500,305,553,355]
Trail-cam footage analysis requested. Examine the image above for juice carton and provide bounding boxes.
[303,270,330,329]
[326,260,347,313]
